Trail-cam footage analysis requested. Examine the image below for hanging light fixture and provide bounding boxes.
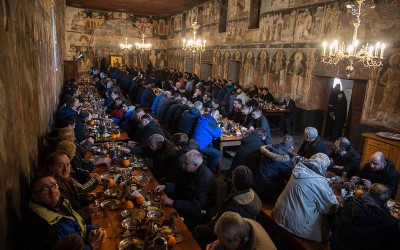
[321,0,386,77]
[182,2,206,54]
[136,33,152,52]
[119,18,132,50]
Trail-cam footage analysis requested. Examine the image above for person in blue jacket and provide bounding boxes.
[192,109,222,173]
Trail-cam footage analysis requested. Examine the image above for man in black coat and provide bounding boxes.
[157,93,179,122]
[227,99,244,124]
[155,150,219,231]
[328,137,361,177]
[253,135,295,203]
[225,128,266,195]
[298,127,328,159]
[331,183,400,250]
[139,82,156,108]
[178,101,203,137]
[249,108,271,144]
[134,114,165,145]
[128,134,176,181]
[280,94,297,135]
[351,151,399,199]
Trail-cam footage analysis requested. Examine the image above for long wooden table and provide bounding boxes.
[90,164,200,250]
[218,134,243,174]
[262,107,290,130]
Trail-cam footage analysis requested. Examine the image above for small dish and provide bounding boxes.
[100,199,121,210]
[118,237,144,250]
[147,209,164,220]
[121,208,146,219]
[104,188,122,198]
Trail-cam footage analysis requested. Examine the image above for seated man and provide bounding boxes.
[135,114,165,145]
[328,137,361,177]
[178,101,203,137]
[253,135,295,204]
[127,134,176,181]
[192,109,222,173]
[297,127,328,159]
[227,99,244,124]
[154,150,218,231]
[206,211,276,250]
[280,94,297,135]
[195,166,262,248]
[23,173,106,250]
[351,151,399,199]
[249,108,271,144]
[272,153,338,242]
[331,183,400,250]
[240,105,253,128]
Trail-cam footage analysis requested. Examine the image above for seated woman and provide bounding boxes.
[22,173,106,250]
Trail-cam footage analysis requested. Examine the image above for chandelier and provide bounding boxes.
[136,33,152,52]
[182,4,206,54]
[321,0,386,77]
[120,36,132,50]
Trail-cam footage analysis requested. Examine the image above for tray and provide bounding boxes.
[376,132,400,141]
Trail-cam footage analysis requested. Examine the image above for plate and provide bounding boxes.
[158,226,174,235]
[147,209,164,220]
[376,132,400,141]
[122,217,142,230]
[121,208,146,219]
[118,237,144,250]
[101,173,115,181]
[104,188,122,198]
[100,199,122,210]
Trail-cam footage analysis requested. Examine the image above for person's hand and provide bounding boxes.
[350,176,360,184]
[249,126,255,131]
[89,173,101,183]
[333,165,344,170]
[88,229,106,249]
[362,179,372,188]
[95,157,111,166]
[281,105,286,108]
[289,146,294,153]
[206,241,218,250]
[127,141,138,147]
[87,137,95,144]
[154,185,165,194]
[92,113,99,119]
[160,194,173,206]
[87,202,100,214]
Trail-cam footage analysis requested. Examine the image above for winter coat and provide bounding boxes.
[192,115,222,150]
[136,120,165,145]
[249,115,271,144]
[57,106,87,142]
[226,133,265,184]
[253,145,294,203]
[165,163,219,230]
[178,107,201,137]
[151,92,165,114]
[162,102,183,126]
[169,104,190,133]
[272,162,338,242]
[157,98,174,122]
[328,146,361,177]
[297,136,328,159]
[359,159,399,199]
[140,87,156,108]
[331,194,400,250]
[23,198,98,250]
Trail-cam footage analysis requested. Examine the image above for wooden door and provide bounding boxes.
[63,60,78,82]
[345,80,367,142]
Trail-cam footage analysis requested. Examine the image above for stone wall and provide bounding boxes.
[0,0,65,248]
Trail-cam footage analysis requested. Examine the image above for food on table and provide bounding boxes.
[159,226,173,235]
[136,195,145,205]
[354,189,364,197]
[167,235,176,247]
[122,159,131,167]
[125,200,134,209]
[89,120,95,126]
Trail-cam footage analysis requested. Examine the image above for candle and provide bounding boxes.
[323,41,327,56]
[329,44,334,56]
[380,44,386,58]
[375,42,381,57]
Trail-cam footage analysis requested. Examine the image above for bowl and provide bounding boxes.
[118,237,144,250]
[104,188,122,198]
[147,209,164,220]
[100,199,122,210]
[122,217,142,230]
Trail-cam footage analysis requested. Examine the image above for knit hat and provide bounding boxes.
[233,166,253,191]
[304,153,330,177]
[304,127,318,140]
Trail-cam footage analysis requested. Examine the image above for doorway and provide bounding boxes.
[200,63,212,80]
[185,58,194,73]
[228,60,241,83]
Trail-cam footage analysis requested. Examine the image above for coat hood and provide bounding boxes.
[260,145,292,163]
[189,107,201,116]
[231,189,262,217]
[348,195,391,226]
[242,133,263,145]
[292,161,329,179]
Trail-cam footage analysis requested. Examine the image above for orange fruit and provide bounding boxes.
[116,132,121,139]
[104,143,110,150]
[125,200,134,209]
[354,189,364,197]
[167,235,176,247]
[109,178,115,188]
[105,153,110,158]
[122,159,131,167]
[111,134,118,139]
[89,108,94,112]
[136,195,145,205]
[89,120,95,126]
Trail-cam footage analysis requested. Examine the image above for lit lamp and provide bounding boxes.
[120,36,133,50]
[321,0,386,77]
[135,33,152,52]
[182,21,206,54]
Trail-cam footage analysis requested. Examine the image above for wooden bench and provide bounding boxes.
[258,204,330,250]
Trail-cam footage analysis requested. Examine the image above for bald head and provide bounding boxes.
[369,183,391,203]
[369,151,386,171]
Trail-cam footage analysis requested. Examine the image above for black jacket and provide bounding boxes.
[328,146,361,177]
[169,104,190,133]
[297,136,328,159]
[359,159,399,198]
[157,98,174,122]
[162,102,182,126]
[249,115,271,144]
[178,107,201,137]
[136,120,165,145]
[140,87,156,108]
[253,144,294,203]
[165,163,219,230]
[331,194,400,250]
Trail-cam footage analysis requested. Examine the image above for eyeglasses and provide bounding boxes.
[33,183,59,194]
